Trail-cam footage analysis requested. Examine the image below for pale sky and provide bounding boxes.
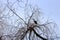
[38,0,60,36]
[25,0,60,37]
[30,0,60,36]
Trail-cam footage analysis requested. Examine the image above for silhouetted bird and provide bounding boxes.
[0,36,2,40]
[33,19,37,24]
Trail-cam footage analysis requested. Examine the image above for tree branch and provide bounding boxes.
[28,12,35,25]
[21,29,29,40]
[7,6,27,25]
[33,29,47,40]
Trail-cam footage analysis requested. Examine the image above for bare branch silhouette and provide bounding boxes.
[0,0,59,40]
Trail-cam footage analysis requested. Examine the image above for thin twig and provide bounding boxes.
[28,12,35,25]
[7,6,27,25]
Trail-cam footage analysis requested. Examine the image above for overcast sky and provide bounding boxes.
[40,0,60,35]
[31,0,60,36]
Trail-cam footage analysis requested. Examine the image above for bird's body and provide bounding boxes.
[33,19,37,24]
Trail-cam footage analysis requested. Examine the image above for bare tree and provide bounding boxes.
[0,0,59,40]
